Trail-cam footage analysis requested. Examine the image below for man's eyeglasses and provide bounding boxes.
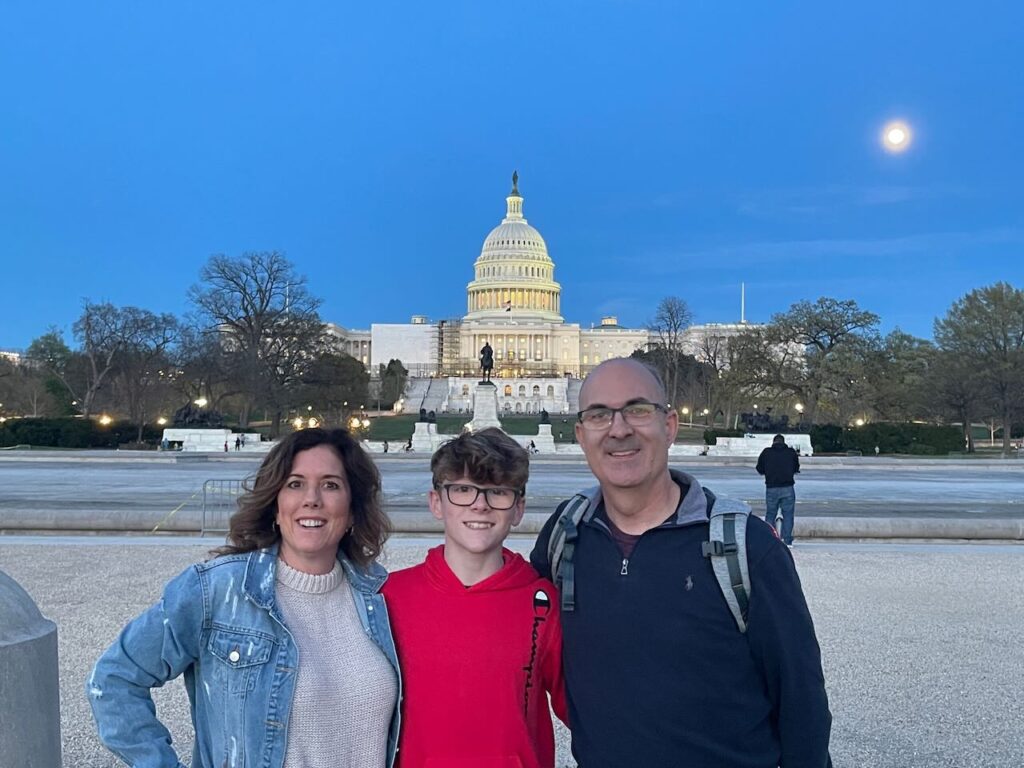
[438,483,522,510]
[577,401,668,431]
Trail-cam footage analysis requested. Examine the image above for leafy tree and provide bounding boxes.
[188,251,328,434]
[862,331,935,423]
[934,282,1024,456]
[297,352,370,426]
[379,359,409,408]
[729,298,880,425]
[631,347,713,417]
[646,296,694,406]
[26,329,88,412]
[0,358,63,418]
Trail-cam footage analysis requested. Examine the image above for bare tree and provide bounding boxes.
[188,252,328,434]
[72,301,145,418]
[114,309,181,442]
[646,296,694,405]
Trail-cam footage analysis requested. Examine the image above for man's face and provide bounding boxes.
[575,361,677,492]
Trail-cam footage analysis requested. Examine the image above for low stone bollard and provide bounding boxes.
[0,570,62,766]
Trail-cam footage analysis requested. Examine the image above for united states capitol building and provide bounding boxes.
[327,174,751,415]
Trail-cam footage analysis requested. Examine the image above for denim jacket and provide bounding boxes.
[88,544,402,768]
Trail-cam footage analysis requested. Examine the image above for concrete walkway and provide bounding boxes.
[2,537,1022,767]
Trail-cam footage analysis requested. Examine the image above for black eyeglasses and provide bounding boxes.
[439,483,522,510]
[577,401,668,431]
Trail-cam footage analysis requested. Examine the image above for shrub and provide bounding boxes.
[702,428,744,445]
[810,424,844,453]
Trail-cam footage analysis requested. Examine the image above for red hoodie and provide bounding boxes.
[383,546,567,768]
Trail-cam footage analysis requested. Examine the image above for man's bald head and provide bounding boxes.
[578,358,668,410]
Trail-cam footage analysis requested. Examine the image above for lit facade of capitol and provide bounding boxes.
[327,174,750,414]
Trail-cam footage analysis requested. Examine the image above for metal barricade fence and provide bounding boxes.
[201,479,245,535]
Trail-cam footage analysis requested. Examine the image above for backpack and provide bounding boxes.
[546,484,753,633]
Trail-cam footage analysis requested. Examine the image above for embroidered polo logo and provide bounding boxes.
[685,575,694,591]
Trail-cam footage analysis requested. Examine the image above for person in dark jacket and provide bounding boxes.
[530,358,832,768]
[756,433,801,545]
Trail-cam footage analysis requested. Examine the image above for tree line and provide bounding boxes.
[0,252,407,438]
[638,284,1024,455]
[3,253,1020,453]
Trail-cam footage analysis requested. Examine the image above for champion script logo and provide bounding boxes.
[522,589,551,715]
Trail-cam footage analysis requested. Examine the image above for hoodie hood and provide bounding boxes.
[424,545,542,594]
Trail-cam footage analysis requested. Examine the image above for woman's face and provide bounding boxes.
[275,444,352,574]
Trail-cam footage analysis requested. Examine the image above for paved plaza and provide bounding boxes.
[2,453,1023,765]
[1,536,1022,767]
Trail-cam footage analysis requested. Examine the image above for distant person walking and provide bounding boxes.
[756,434,800,545]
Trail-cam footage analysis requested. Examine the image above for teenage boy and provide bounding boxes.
[383,428,567,768]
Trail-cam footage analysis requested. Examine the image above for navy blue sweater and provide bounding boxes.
[530,473,831,768]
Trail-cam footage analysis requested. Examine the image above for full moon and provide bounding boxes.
[882,120,912,152]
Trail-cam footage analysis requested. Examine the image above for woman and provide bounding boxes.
[88,428,400,768]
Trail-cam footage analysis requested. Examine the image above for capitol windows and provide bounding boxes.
[532,385,540,396]
[504,385,512,397]
[547,385,555,397]
[461,384,469,396]
[518,385,526,397]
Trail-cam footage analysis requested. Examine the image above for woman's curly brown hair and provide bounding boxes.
[212,428,390,568]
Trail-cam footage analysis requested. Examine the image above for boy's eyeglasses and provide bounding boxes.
[577,401,668,431]
[439,483,522,510]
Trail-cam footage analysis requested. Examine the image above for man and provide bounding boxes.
[531,358,832,768]
[480,341,494,382]
[756,433,801,546]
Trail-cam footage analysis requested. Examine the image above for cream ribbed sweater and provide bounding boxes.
[275,559,397,768]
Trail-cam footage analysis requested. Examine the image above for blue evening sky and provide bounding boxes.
[1,1,1021,351]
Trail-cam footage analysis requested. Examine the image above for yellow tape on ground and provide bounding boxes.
[151,489,202,533]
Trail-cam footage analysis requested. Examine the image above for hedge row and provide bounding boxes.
[0,418,163,448]
[812,423,963,455]
[703,423,962,454]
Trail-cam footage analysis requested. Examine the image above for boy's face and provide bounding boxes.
[429,474,525,561]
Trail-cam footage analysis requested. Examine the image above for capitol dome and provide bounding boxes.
[464,173,563,323]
